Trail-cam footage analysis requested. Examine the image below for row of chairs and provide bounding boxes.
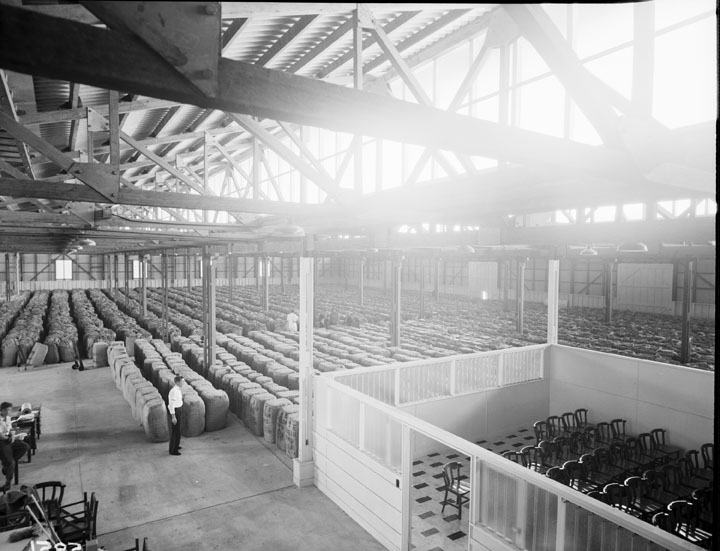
[652,496,714,549]
[587,477,713,549]
[0,481,97,544]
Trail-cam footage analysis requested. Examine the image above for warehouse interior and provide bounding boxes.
[0,2,716,551]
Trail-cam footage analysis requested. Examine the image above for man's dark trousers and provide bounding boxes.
[169,407,183,454]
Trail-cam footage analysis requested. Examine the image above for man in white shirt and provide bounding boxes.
[0,401,30,491]
[286,311,299,332]
[167,377,184,456]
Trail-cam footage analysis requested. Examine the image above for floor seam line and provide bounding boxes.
[97,483,297,537]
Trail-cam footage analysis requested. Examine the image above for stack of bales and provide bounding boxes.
[107,341,169,442]
[172,333,301,458]
[135,338,230,434]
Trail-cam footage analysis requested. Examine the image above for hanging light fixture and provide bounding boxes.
[78,238,96,247]
[617,241,648,252]
[579,245,598,256]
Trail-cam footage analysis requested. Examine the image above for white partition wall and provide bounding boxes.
[547,345,714,453]
[313,345,703,551]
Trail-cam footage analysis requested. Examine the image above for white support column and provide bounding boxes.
[359,256,365,306]
[390,258,402,347]
[202,249,217,373]
[294,256,314,487]
[401,424,414,551]
[263,255,270,311]
[15,252,21,294]
[162,252,169,342]
[140,253,147,316]
[547,259,560,345]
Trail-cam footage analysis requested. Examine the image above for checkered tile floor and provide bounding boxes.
[410,428,536,551]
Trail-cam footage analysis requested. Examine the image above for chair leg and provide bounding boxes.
[457,495,462,520]
[441,490,448,513]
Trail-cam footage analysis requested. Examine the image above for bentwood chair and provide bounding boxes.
[441,462,470,520]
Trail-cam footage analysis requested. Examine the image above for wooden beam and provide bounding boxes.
[504,5,623,146]
[67,82,82,153]
[221,4,479,18]
[0,69,35,177]
[0,177,345,217]
[230,114,342,201]
[315,11,419,79]
[20,98,180,125]
[0,4,634,173]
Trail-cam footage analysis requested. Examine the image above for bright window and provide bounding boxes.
[55,259,72,280]
[132,259,142,279]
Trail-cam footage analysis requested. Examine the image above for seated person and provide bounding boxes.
[0,402,30,491]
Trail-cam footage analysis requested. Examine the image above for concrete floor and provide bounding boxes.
[0,362,387,551]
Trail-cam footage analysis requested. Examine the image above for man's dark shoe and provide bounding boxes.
[170,452,181,456]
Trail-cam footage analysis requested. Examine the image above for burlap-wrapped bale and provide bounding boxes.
[157,369,177,402]
[199,388,229,432]
[285,412,300,458]
[246,371,263,383]
[237,382,261,418]
[276,404,299,452]
[287,373,300,390]
[241,388,269,426]
[189,348,204,375]
[150,362,169,386]
[141,398,170,442]
[1,339,18,367]
[265,384,289,397]
[232,365,253,377]
[115,359,136,389]
[180,386,205,437]
[91,341,109,368]
[106,341,126,367]
[250,354,272,375]
[271,367,293,388]
[208,363,231,386]
[134,384,159,422]
[262,398,292,443]
[247,392,274,436]
[228,377,250,414]
[44,342,60,364]
[255,375,273,387]
[276,390,300,402]
[122,371,144,404]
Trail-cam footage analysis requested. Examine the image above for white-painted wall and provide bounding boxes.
[400,379,550,456]
[547,345,714,452]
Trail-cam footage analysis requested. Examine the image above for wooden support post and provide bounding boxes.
[4,253,10,301]
[202,248,216,372]
[294,257,314,487]
[679,259,694,364]
[113,254,118,291]
[15,253,20,294]
[228,253,234,303]
[547,259,560,344]
[162,252,169,342]
[390,258,402,347]
[359,256,365,306]
[400,424,414,551]
[419,259,426,318]
[140,254,147,316]
[516,258,526,334]
[433,256,440,301]
[604,260,614,324]
[263,256,270,312]
[124,253,129,295]
[187,253,193,292]
[280,256,285,294]
[568,259,575,309]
